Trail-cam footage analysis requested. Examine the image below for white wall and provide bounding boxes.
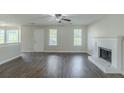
[21,25,87,52]
[34,29,44,52]
[88,15,124,53]
[44,25,87,52]
[0,44,21,65]
[87,14,124,74]
[21,26,44,52]
[21,26,35,52]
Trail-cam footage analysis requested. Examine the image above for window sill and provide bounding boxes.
[48,45,58,46]
[73,45,82,47]
[0,43,20,48]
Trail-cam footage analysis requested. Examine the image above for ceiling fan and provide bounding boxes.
[53,14,71,23]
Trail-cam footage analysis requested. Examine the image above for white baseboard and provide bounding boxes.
[0,55,21,65]
[42,50,88,53]
[22,50,88,53]
[21,49,89,53]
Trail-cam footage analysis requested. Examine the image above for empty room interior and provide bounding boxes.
[0,14,124,78]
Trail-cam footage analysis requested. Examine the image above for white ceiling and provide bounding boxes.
[0,14,105,26]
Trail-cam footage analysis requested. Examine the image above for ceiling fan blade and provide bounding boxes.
[62,18,71,22]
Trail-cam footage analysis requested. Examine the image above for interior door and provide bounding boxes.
[34,29,44,52]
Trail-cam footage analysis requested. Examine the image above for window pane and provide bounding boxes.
[49,29,57,45]
[0,30,5,44]
[74,29,82,46]
[6,29,19,43]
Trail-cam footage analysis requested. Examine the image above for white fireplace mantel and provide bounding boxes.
[88,36,123,74]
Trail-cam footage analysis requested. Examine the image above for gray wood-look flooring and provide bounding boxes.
[0,53,123,78]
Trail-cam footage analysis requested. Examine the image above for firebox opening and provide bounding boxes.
[99,47,112,63]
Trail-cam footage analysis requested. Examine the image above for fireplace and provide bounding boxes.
[99,47,112,63]
[88,37,123,74]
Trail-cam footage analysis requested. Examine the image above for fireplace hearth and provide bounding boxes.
[99,47,112,63]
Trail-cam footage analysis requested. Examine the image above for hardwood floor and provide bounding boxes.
[0,53,123,78]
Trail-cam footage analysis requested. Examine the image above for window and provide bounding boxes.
[0,29,5,44]
[74,29,82,46]
[6,29,19,43]
[49,29,57,46]
[0,28,20,45]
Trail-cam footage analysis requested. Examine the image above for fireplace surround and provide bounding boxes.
[88,36,123,74]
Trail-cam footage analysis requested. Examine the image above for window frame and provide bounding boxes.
[73,29,82,46]
[0,27,21,45]
[6,29,19,44]
[48,29,57,46]
[0,29,5,45]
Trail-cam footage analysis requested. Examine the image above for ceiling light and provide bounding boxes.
[56,18,60,21]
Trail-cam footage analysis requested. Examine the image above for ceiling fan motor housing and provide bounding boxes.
[55,14,62,18]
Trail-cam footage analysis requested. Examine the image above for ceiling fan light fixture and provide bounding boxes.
[56,18,60,21]
[49,14,71,23]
